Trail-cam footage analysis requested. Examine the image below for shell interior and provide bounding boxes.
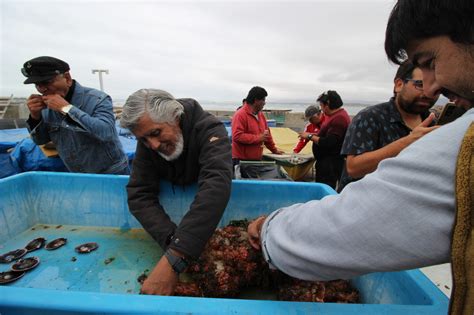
[45,238,67,250]
[0,271,26,284]
[75,242,99,254]
[0,249,28,264]
[11,257,40,272]
[25,237,46,252]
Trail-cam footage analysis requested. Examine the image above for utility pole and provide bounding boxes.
[91,69,109,91]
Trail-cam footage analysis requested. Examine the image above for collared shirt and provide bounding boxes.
[339,98,430,190]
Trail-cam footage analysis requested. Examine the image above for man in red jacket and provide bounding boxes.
[232,86,284,165]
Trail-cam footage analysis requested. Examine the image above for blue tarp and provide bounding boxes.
[0,126,137,178]
[0,128,29,153]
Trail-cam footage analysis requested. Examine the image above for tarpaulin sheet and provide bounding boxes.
[0,128,29,153]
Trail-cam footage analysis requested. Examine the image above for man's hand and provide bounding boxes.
[42,94,70,113]
[260,130,271,142]
[408,113,439,142]
[248,216,267,250]
[140,255,178,296]
[298,131,310,140]
[27,94,46,120]
[274,149,285,155]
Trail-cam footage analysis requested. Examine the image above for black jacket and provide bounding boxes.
[126,99,232,259]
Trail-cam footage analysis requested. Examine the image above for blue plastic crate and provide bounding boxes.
[0,172,448,314]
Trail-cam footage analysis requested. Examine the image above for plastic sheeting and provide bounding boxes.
[0,128,29,153]
[0,126,138,178]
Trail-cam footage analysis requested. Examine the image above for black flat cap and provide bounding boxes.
[21,56,70,84]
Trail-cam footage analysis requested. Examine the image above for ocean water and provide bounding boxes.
[114,99,372,116]
[201,101,370,116]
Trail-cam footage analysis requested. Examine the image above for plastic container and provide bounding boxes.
[0,172,448,314]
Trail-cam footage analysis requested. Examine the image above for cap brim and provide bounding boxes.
[23,74,57,84]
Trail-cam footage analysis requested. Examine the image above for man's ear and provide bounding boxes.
[64,72,73,86]
[394,78,404,94]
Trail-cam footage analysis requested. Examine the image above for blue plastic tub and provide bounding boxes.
[0,172,448,314]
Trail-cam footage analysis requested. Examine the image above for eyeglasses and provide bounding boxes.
[404,79,423,91]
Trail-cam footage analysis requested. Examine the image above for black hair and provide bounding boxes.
[394,60,416,81]
[317,90,343,110]
[385,0,474,64]
[245,86,268,105]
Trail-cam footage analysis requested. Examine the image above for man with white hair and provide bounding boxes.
[120,89,232,296]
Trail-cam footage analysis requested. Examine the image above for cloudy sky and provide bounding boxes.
[1,0,412,105]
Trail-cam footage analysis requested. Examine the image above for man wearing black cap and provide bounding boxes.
[22,56,129,174]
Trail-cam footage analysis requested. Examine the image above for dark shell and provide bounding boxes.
[75,242,99,254]
[0,270,26,284]
[45,238,67,250]
[25,237,46,252]
[0,249,27,264]
[11,257,40,272]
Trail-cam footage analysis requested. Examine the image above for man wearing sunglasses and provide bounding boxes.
[21,56,129,174]
[338,60,439,191]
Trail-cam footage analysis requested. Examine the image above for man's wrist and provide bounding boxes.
[257,216,267,236]
[60,104,73,115]
[164,249,188,274]
[307,134,313,140]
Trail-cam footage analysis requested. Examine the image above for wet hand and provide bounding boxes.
[27,94,46,120]
[248,216,267,250]
[140,256,178,295]
[42,94,69,113]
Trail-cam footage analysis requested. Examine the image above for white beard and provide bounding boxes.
[158,132,184,161]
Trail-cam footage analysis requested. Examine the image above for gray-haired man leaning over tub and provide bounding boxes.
[120,89,232,296]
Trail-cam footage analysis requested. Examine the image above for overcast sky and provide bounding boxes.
[2,0,412,105]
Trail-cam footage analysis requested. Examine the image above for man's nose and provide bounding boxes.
[420,71,442,99]
[35,84,47,94]
[147,138,161,151]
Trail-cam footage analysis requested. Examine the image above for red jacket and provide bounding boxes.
[232,104,278,160]
[293,115,326,153]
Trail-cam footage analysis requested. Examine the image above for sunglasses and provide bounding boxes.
[404,79,423,91]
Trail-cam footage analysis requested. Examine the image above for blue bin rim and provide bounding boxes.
[0,270,448,314]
